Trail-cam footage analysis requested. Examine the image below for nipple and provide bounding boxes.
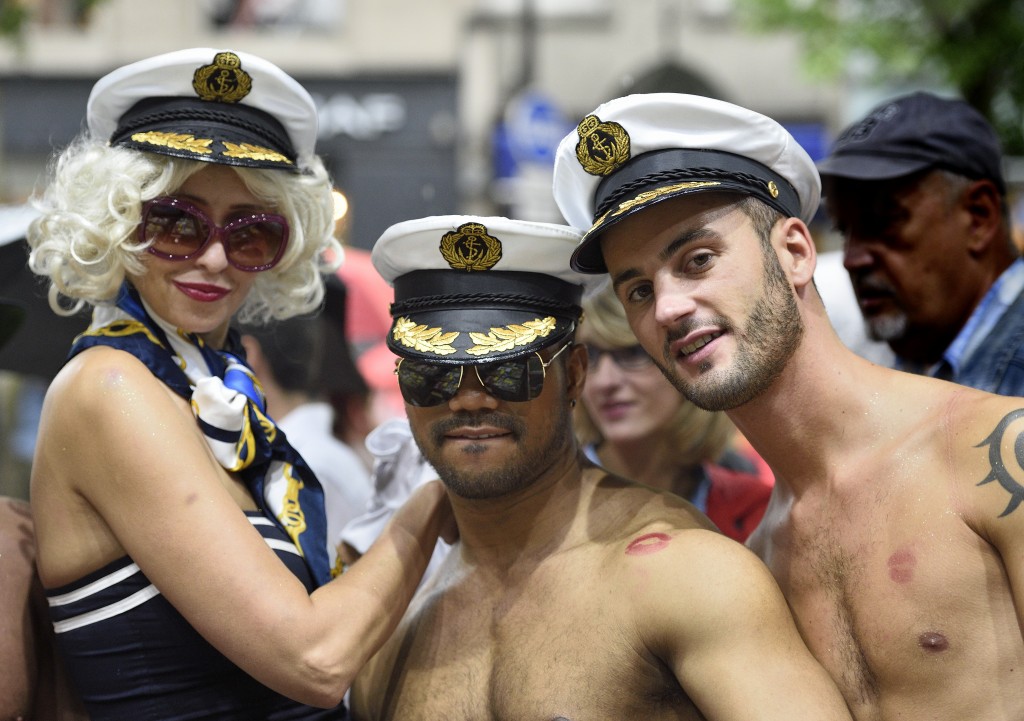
[918,632,949,653]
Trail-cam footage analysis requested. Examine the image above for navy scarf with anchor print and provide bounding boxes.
[68,282,332,586]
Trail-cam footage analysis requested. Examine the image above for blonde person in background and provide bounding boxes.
[577,282,773,541]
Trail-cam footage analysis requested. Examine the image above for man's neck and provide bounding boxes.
[726,331,890,493]
[449,452,590,571]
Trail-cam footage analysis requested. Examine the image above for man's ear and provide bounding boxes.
[776,217,817,290]
[961,179,1003,255]
[565,341,588,404]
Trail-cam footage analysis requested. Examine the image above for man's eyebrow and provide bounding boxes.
[661,227,717,262]
[611,266,640,289]
[611,227,718,289]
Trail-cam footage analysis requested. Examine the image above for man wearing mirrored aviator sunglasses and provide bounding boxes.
[349,215,852,721]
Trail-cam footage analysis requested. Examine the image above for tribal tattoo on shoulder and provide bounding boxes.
[976,408,1024,517]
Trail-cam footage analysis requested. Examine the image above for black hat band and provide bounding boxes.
[391,269,583,318]
[594,148,801,222]
[110,96,297,166]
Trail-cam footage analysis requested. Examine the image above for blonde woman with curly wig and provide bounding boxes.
[26,48,451,719]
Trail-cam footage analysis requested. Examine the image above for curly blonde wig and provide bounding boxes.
[27,137,342,325]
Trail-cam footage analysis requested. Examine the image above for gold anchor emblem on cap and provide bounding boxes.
[576,114,631,177]
[439,222,503,271]
[193,51,253,103]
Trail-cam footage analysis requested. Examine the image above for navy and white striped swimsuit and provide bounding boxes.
[46,511,346,721]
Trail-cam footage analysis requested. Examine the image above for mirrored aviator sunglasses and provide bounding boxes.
[139,197,289,272]
[395,340,573,407]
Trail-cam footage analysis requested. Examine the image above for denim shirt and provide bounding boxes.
[937,258,1024,396]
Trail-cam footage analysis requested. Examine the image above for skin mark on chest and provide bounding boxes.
[625,533,671,556]
[886,547,916,583]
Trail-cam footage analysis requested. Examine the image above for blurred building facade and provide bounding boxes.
[0,0,842,247]
[0,0,867,499]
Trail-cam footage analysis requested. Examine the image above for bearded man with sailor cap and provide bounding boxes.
[551,92,1024,721]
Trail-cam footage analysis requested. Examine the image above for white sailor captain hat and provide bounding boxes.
[87,47,318,172]
[372,215,594,365]
[552,93,821,273]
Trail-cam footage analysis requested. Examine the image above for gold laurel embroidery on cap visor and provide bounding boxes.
[221,142,292,164]
[439,222,503,271]
[392,317,460,356]
[192,51,253,103]
[131,131,214,155]
[575,115,631,177]
[591,180,724,231]
[466,317,557,356]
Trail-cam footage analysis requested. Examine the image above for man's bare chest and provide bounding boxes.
[354,571,697,721]
[759,474,1013,717]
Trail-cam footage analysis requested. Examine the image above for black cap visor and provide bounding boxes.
[387,270,582,364]
[111,96,298,171]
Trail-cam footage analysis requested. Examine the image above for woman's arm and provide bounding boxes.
[32,347,450,707]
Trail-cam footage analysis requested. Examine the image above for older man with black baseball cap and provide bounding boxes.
[817,91,1021,393]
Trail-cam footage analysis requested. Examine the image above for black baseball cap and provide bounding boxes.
[817,91,1006,194]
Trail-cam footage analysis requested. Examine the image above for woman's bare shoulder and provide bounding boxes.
[44,345,177,415]
[37,345,192,474]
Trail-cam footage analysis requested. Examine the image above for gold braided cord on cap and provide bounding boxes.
[131,131,214,155]
[222,141,292,164]
[392,317,459,356]
[466,317,556,356]
[594,180,723,229]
